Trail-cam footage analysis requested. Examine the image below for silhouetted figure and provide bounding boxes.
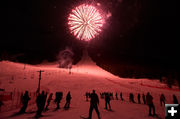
[54,92,63,109]
[36,93,41,117]
[173,94,179,104]
[110,93,114,100]
[120,92,124,101]
[42,91,47,110]
[115,92,118,100]
[160,94,165,106]
[89,90,100,119]
[64,91,72,109]
[138,93,141,104]
[105,93,111,110]
[146,92,155,116]
[36,91,47,117]
[19,91,30,113]
[142,93,146,104]
[45,93,53,111]
[129,93,135,103]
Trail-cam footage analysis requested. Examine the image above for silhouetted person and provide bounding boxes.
[19,91,30,113]
[89,90,100,119]
[115,92,118,100]
[36,91,47,117]
[173,94,179,104]
[146,92,155,116]
[110,93,114,100]
[45,93,53,111]
[64,91,72,109]
[138,93,141,104]
[120,92,124,101]
[142,93,146,104]
[160,94,165,106]
[36,93,41,117]
[55,92,63,109]
[129,93,135,103]
[105,93,111,110]
[42,91,47,110]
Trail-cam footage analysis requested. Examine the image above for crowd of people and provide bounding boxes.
[2,90,178,119]
[17,90,71,118]
[85,90,179,118]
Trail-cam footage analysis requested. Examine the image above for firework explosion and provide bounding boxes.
[68,4,104,41]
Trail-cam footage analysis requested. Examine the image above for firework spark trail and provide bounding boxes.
[68,4,104,41]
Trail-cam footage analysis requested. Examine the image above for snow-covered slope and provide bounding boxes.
[73,50,118,78]
[0,52,180,119]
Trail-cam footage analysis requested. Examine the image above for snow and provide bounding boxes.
[0,52,180,119]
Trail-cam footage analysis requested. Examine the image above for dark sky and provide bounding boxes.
[6,0,178,66]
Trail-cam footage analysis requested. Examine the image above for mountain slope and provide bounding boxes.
[0,53,180,119]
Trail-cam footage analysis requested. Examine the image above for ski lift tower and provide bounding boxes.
[36,70,44,93]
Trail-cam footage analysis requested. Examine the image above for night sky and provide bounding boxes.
[6,0,178,67]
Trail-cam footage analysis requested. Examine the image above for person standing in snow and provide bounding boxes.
[120,92,124,101]
[55,92,63,109]
[129,93,135,103]
[89,90,101,119]
[19,91,30,113]
[36,92,42,117]
[41,91,47,111]
[110,93,114,100]
[105,93,111,110]
[45,93,53,111]
[36,91,47,117]
[146,92,156,116]
[173,94,179,104]
[64,91,72,109]
[137,93,141,104]
[160,93,165,106]
[115,92,118,100]
[142,93,146,104]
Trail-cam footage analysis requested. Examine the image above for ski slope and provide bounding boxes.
[0,51,180,119]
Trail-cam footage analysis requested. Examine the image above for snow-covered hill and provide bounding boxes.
[0,52,180,119]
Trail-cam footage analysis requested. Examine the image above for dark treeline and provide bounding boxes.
[89,49,179,88]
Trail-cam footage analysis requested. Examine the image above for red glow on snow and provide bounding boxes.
[68,4,104,41]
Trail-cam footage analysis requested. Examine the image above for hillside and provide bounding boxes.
[0,52,180,119]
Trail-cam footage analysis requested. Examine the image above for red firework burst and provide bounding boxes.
[68,4,104,41]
